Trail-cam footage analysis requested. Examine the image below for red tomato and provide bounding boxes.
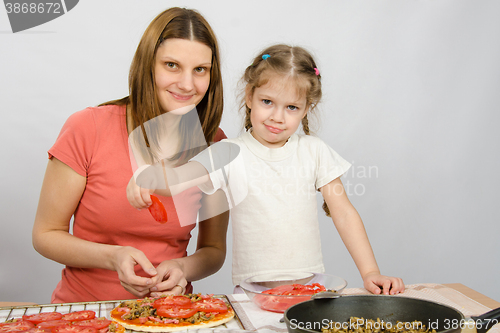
[262,283,326,296]
[156,306,197,319]
[36,321,71,330]
[153,296,192,309]
[194,298,228,313]
[0,321,35,332]
[148,195,168,223]
[51,326,96,333]
[23,328,53,333]
[71,319,111,330]
[23,313,63,325]
[61,311,95,322]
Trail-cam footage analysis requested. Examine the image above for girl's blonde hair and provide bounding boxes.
[241,44,332,216]
[241,44,321,135]
[101,7,223,163]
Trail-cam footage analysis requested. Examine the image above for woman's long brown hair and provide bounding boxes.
[101,7,223,163]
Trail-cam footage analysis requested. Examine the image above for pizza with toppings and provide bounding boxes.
[110,294,235,332]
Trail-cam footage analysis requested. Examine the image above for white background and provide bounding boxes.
[0,0,499,304]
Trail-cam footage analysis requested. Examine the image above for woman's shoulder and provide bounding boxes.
[67,104,125,120]
[63,104,125,128]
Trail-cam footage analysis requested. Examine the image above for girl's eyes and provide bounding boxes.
[261,100,300,111]
[194,67,207,73]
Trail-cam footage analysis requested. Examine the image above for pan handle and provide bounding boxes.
[471,307,500,333]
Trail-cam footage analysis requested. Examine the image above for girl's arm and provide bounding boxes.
[320,177,405,295]
[127,161,211,209]
[33,157,159,297]
[150,189,229,296]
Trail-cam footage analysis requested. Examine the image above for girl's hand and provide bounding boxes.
[363,272,405,295]
[126,176,153,209]
[149,260,188,297]
[113,246,158,297]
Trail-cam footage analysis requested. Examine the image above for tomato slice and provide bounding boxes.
[0,321,35,332]
[153,296,192,309]
[51,325,96,333]
[71,319,111,330]
[148,195,168,223]
[23,328,53,333]
[156,306,197,319]
[23,313,63,325]
[194,298,228,313]
[61,311,95,322]
[262,283,326,296]
[36,321,71,329]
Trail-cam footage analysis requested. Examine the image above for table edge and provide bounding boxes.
[443,283,500,309]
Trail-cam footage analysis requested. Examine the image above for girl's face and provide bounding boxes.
[246,77,308,148]
[154,38,212,113]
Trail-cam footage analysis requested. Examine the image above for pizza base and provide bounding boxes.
[113,323,126,333]
[111,307,235,332]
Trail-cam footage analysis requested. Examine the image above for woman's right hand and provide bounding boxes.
[126,175,153,209]
[113,246,159,297]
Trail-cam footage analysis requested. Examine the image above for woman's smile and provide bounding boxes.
[169,91,194,101]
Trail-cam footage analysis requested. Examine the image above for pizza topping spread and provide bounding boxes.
[110,294,234,331]
[115,294,225,325]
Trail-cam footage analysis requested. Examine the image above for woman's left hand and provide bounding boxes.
[363,272,405,295]
[149,260,188,297]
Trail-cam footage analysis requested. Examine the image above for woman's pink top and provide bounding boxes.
[48,104,226,303]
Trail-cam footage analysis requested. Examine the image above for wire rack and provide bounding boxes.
[0,295,246,332]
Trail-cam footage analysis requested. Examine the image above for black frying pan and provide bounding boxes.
[284,295,500,333]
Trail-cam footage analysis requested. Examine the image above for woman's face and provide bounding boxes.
[154,38,212,113]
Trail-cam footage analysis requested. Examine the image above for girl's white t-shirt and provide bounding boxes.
[192,131,351,285]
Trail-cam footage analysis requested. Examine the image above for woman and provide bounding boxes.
[32,7,229,303]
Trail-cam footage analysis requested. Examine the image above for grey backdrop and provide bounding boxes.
[1,0,499,304]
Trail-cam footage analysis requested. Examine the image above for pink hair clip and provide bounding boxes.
[314,68,320,76]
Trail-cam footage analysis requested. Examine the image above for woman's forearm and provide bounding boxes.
[176,194,229,281]
[33,228,119,270]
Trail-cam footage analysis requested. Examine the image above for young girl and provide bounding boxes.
[129,44,404,295]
